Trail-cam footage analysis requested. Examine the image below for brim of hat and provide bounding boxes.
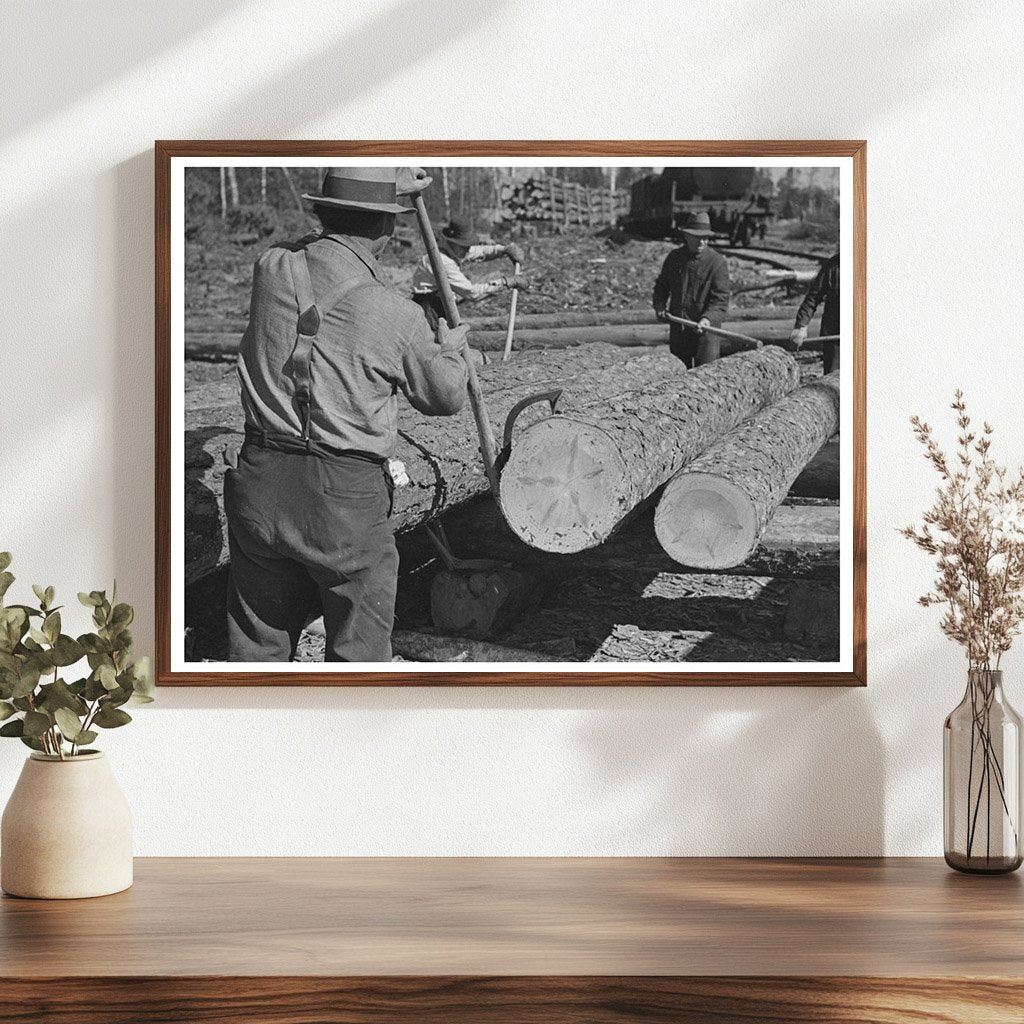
[302,193,414,214]
[680,227,715,237]
[443,236,479,248]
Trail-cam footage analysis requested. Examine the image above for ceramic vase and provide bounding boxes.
[1,751,133,898]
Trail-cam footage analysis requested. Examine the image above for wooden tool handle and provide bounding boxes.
[501,261,521,363]
[412,195,500,499]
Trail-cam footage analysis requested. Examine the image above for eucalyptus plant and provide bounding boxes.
[0,553,153,759]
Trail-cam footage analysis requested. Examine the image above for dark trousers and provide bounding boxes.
[669,324,721,368]
[224,443,397,663]
[822,340,838,375]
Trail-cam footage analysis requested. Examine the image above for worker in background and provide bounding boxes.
[411,216,528,329]
[653,210,731,368]
[790,252,840,374]
[225,167,469,664]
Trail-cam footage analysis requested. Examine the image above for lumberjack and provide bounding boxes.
[790,252,840,374]
[224,167,470,663]
[652,210,731,368]
[411,215,528,329]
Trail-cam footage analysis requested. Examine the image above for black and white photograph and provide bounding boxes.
[163,148,861,682]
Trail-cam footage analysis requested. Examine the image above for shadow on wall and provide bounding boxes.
[0,1,244,138]
[572,687,884,855]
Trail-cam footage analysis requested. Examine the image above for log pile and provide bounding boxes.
[186,344,705,584]
[499,176,630,227]
[654,373,840,569]
[498,347,801,553]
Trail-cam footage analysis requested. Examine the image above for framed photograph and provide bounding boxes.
[156,141,865,686]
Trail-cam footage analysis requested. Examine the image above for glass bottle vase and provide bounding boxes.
[944,669,1023,873]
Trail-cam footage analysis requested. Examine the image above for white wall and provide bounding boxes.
[1,0,1022,856]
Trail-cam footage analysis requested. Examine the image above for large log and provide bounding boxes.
[498,347,801,554]
[186,344,698,584]
[185,316,816,361]
[654,372,840,569]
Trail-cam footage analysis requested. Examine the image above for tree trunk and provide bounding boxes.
[185,344,671,583]
[499,347,801,553]
[226,167,240,207]
[218,168,227,220]
[654,372,840,569]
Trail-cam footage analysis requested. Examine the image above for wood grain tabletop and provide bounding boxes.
[2,856,1022,978]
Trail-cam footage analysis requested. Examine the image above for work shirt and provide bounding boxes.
[652,246,731,326]
[411,244,507,302]
[794,253,840,336]
[238,232,467,458]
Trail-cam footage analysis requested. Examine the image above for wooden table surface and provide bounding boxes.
[2,857,1023,1023]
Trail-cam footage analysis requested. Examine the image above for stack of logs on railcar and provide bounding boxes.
[185,338,840,663]
[499,175,630,227]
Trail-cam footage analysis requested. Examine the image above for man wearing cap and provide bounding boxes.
[411,216,528,329]
[790,252,840,374]
[224,167,469,663]
[652,211,731,368]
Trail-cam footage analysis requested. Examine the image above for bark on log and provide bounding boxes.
[498,347,801,553]
[186,344,690,584]
[654,373,840,569]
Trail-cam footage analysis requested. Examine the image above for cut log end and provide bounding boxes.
[499,416,629,553]
[654,473,758,569]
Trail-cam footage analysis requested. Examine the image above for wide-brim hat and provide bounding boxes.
[679,211,714,237]
[303,168,414,214]
[441,217,480,248]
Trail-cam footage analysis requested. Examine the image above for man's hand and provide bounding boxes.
[503,273,530,291]
[790,326,808,350]
[395,166,433,197]
[437,319,470,353]
[654,307,669,323]
[505,242,526,265]
[698,317,711,333]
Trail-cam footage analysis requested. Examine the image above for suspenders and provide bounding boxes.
[285,243,370,443]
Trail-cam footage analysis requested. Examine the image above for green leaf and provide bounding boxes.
[0,606,27,651]
[127,656,155,702]
[0,553,11,573]
[28,627,49,646]
[110,603,133,629]
[22,710,52,738]
[0,718,24,737]
[98,663,118,690]
[0,571,14,601]
[50,635,85,667]
[93,705,131,729]
[42,611,60,644]
[19,734,45,752]
[74,730,98,747]
[0,700,15,721]
[36,678,88,717]
[83,675,107,701]
[44,586,55,608]
[78,591,100,608]
[78,633,111,655]
[53,707,85,742]
[32,584,47,608]
[10,664,41,699]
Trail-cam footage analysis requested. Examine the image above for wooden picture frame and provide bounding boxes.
[157,140,866,686]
